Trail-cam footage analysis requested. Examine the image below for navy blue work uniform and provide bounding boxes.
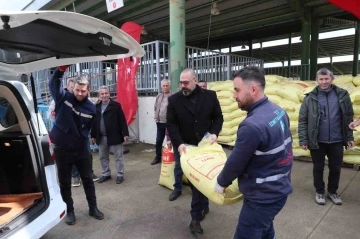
[49,69,97,212]
[217,97,293,239]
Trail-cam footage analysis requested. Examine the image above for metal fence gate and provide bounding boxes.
[26,40,264,140]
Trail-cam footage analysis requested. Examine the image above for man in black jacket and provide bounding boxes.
[91,86,129,184]
[167,68,223,234]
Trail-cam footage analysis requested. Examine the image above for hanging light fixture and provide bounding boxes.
[211,2,220,16]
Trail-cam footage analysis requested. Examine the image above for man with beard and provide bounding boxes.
[298,68,354,206]
[49,65,104,225]
[166,68,223,234]
[215,66,293,239]
[49,78,99,187]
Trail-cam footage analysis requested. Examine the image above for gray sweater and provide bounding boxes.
[317,87,343,143]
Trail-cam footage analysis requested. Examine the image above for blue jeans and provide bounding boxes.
[72,143,93,178]
[155,123,166,160]
[173,149,183,192]
[234,197,288,239]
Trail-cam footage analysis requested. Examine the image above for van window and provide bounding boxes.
[0,98,19,128]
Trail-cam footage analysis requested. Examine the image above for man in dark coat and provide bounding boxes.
[91,86,129,184]
[166,68,223,234]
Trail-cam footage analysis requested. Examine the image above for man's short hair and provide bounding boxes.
[198,80,207,83]
[74,75,90,89]
[99,85,109,92]
[233,66,266,90]
[181,68,197,79]
[316,68,334,80]
[161,79,170,84]
[66,78,75,85]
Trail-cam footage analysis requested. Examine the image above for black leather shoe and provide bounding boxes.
[151,158,161,165]
[116,176,124,184]
[89,208,104,220]
[123,147,130,154]
[98,176,111,183]
[201,207,209,221]
[189,220,203,234]
[169,190,182,201]
[65,211,76,225]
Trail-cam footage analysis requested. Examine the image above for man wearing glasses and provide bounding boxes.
[166,68,223,234]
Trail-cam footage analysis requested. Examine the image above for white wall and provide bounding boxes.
[138,96,157,144]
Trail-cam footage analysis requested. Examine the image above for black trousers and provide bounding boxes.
[310,142,343,194]
[155,123,166,160]
[54,144,97,212]
[189,183,209,220]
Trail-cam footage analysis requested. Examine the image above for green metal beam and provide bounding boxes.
[187,13,299,41]
[310,17,319,80]
[287,0,306,22]
[47,0,76,10]
[263,52,282,62]
[170,0,185,93]
[288,33,292,78]
[318,44,344,75]
[301,13,311,80]
[353,21,360,77]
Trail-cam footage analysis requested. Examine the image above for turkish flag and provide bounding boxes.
[117,22,142,125]
[328,0,360,19]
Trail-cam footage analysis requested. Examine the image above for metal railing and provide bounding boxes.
[264,64,311,80]
[137,41,263,92]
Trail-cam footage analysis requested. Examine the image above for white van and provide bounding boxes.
[0,11,144,239]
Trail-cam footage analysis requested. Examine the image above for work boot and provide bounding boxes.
[116,176,124,184]
[201,207,209,221]
[189,220,203,234]
[328,193,342,205]
[65,211,76,225]
[89,208,104,220]
[151,158,161,165]
[71,177,81,187]
[169,190,182,201]
[98,176,111,183]
[315,193,325,205]
[92,173,99,182]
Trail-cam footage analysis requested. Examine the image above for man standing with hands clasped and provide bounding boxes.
[215,66,293,239]
[298,68,354,206]
[91,86,129,184]
[167,68,223,234]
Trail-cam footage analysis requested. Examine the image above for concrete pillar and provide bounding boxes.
[170,0,185,92]
[301,18,311,80]
[353,21,360,77]
[310,18,320,80]
[288,34,292,78]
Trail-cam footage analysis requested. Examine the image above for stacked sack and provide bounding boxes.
[209,75,360,164]
[207,80,246,146]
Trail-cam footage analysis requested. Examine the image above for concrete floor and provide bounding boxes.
[42,143,360,239]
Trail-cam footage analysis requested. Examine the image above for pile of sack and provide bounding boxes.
[207,80,246,146]
[208,74,360,164]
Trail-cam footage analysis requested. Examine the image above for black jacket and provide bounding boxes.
[166,85,224,148]
[91,99,129,146]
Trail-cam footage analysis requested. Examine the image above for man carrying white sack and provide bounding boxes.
[167,68,223,234]
[215,66,293,239]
